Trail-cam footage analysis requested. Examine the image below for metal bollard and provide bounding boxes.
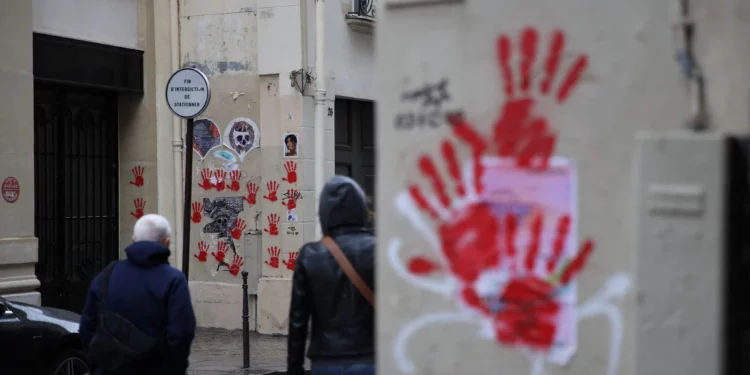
[241,270,250,369]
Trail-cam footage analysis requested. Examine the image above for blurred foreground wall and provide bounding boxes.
[375,0,750,374]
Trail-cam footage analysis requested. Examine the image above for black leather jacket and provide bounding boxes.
[287,176,375,374]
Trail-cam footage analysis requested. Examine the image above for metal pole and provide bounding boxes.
[181,118,195,277]
[242,270,250,369]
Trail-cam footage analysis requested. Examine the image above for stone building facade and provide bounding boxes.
[0,0,376,334]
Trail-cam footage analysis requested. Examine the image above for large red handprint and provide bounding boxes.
[130,198,146,219]
[212,241,229,263]
[194,241,209,262]
[244,182,259,205]
[282,161,297,184]
[231,218,247,240]
[229,170,242,192]
[214,169,227,191]
[283,252,298,271]
[229,254,244,276]
[264,214,280,236]
[282,189,300,210]
[129,166,144,187]
[405,120,594,350]
[263,181,279,202]
[191,202,203,223]
[265,246,281,268]
[491,27,587,170]
[198,168,213,191]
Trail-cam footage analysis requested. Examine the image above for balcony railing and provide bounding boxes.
[345,0,376,34]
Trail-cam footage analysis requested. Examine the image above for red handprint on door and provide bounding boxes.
[198,168,213,191]
[263,181,279,202]
[282,161,297,184]
[130,198,146,219]
[212,241,229,263]
[191,202,203,223]
[282,189,300,211]
[231,218,247,240]
[194,241,209,262]
[265,246,281,268]
[229,254,244,276]
[129,165,144,187]
[264,214,280,236]
[229,170,242,192]
[490,27,587,170]
[214,169,227,191]
[244,182,259,205]
[283,252,298,271]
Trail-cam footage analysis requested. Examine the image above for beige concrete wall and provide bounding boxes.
[0,0,40,305]
[375,0,695,374]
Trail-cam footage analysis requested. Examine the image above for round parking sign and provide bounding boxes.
[165,67,211,119]
[2,177,19,203]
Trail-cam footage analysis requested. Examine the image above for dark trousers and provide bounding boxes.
[311,363,375,375]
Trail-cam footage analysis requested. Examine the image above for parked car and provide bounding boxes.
[0,296,90,375]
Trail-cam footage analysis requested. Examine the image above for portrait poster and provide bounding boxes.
[480,156,578,365]
[283,133,299,158]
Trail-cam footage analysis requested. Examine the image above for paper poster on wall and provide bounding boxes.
[283,133,299,158]
[224,118,260,162]
[213,150,240,173]
[479,157,579,364]
[193,119,222,160]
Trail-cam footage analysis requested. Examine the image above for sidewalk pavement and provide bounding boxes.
[188,327,310,375]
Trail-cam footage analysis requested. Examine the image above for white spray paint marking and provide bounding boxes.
[387,238,456,297]
[393,311,477,374]
[394,193,442,259]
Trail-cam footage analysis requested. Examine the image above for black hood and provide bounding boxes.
[125,241,171,268]
[319,175,369,235]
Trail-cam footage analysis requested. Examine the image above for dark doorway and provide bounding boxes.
[33,84,120,313]
[32,33,142,313]
[334,98,375,228]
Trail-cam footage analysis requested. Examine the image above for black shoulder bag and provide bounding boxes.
[88,261,163,372]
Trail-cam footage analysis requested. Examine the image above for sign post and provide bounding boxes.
[166,67,211,277]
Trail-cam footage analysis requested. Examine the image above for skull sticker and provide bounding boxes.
[223,118,260,162]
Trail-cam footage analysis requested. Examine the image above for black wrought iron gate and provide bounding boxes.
[33,84,119,313]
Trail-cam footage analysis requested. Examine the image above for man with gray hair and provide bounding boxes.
[80,214,196,374]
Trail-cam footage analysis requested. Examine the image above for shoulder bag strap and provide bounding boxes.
[321,236,374,307]
[97,261,119,311]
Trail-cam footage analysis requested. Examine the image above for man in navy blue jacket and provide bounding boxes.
[80,214,197,374]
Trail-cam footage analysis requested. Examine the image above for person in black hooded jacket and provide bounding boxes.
[287,175,375,375]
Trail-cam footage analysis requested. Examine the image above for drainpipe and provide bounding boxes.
[314,0,326,238]
[170,0,184,268]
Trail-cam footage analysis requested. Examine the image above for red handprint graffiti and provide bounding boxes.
[130,198,146,219]
[191,202,203,223]
[264,214,280,236]
[265,246,281,268]
[214,169,227,191]
[212,241,229,263]
[263,181,279,202]
[490,27,587,170]
[244,182,259,205]
[282,189,301,211]
[229,170,242,192]
[283,252,298,271]
[231,218,247,240]
[229,254,244,276]
[129,165,144,187]
[282,161,297,184]
[198,168,213,191]
[194,241,209,262]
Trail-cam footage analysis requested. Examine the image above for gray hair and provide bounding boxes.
[133,214,173,242]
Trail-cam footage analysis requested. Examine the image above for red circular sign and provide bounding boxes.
[2,177,20,203]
